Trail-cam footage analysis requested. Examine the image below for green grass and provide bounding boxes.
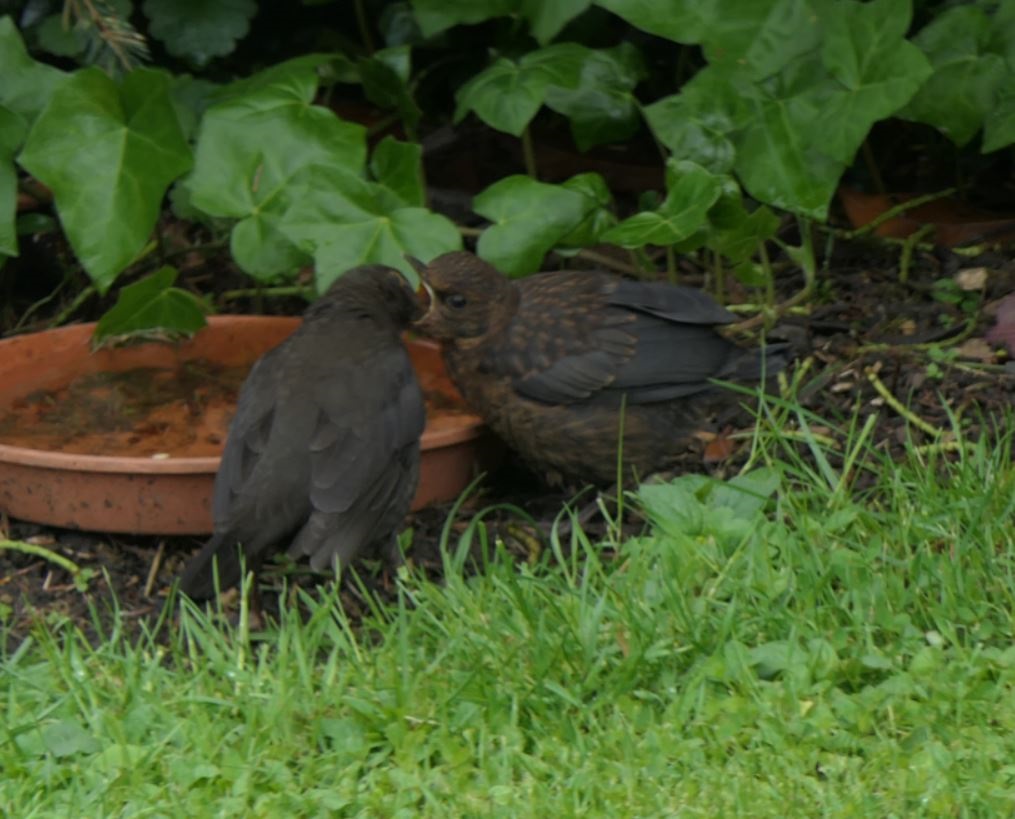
[3,410,1015,816]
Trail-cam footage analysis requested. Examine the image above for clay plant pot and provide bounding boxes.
[0,316,497,535]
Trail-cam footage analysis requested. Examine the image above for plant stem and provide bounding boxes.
[865,368,940,437]
[759,242,776,308]
[712,250,724,302]
[218,286,314,302]
[520,125,538,179]
[575,249,641,276]
[844,187,957,240]
[665,246,677,283]
[48,283,96,328]
[1,539,87,583]
[899,223,934,283]
[353,0,375,54]
[860,139,886,195]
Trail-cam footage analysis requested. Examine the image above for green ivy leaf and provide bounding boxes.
[521,0,591,45]
[592,0,710,44]
[143,0,257,67]
[18,68,193,292]
[556,172,615,248]
[700,0,820,80]
[93,265,209,344]
[0,105,25,258]
[0,16,68,126]
[33,14,87,58]
[643,66,751,174]
[705,187,779,264]
[902,4,1008,147]
[455,43,589,136]
[183,60,366,279]
[603,160,720,247]
[545,43,645,150]
[370,136,424,207]
[816,0,932,163]
[274,166,461,290]
[473,174,599,275]
[410,0,516,37]
[359,46,420,132]
[983,84,1015,153]
[311,208,462,291]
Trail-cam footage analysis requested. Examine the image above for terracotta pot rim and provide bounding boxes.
[0,315,484,475]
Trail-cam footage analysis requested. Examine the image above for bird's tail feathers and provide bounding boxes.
[729,341,792,382]
[178,533,244,600]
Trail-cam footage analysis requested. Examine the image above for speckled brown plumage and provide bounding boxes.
[413,251,788,486]
[179,265,425,599]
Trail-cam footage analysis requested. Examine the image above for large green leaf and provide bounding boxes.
[556,172,615,248]
[544,43,645,150]
[0,16,68,126]
[359,46,420,132]
[275,166,461,290]
[521,0,591,44]
[704,184,779,265]
[18,68,193,291]
[182,60,366,279]
[454,43,589,136]
[0,105,25,258]
[603,160,720,247]
[93,265,209,344]
[983,84,1015,153]
[143,0,257,67]
[592,0,710,43]
[473,174,598,275]
[370,136,424,207]
[643,66,752,174]
[410,0,515,37]
[902,4,1008,146]
[732,67,845,219]
[699,0,819,80]
[816,0,931,163]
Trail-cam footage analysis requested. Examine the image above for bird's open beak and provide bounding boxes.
[406,255,436,320]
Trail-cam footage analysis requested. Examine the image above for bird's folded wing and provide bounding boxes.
[212,348,286,521]
[503,279,740,405]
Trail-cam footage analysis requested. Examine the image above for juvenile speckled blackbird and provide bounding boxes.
[178,265,425,599]
[412,251,788,486]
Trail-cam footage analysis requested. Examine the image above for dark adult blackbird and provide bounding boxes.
[412,251,788,487]
[178,265,425,599]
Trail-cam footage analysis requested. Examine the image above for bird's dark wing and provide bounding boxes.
[287,346,425,570]
[502,273,743,406]
[211,346,286,522]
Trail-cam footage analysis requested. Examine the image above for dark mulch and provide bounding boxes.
[3,235,1014,652]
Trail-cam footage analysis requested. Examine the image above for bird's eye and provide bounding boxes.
[445,293,467,309]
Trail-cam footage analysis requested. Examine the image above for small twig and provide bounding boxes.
[1,538,87,582]
[520,125,538,179]
[856,314,979,353]
[572,248,641,275]
[728,286,812,332]
[218,285,313,302]
[47,283,96,329]
[13,276,70,332]
[860,139,886,196]
[144,540,165,598]
[842,187,957,240]
[458,225,483,238]
[898,223,934,283]
[160,239,229,262]
[352,0,375,54]
[865,368,940,437]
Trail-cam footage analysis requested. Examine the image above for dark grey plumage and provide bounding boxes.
[179,265,425,599]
